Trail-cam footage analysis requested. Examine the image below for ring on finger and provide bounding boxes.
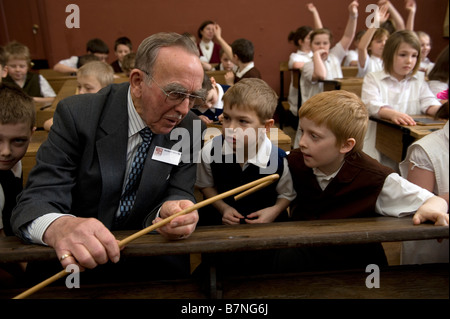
[60,253,72,261]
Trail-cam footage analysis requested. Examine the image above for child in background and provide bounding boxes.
[121,52,136,77]
[0,83,36,236]
[343,30,365,67]
[293,0,359,148]
[286,1,325,123]
[416,31,434,75]
[357,3,390,77]
[0,46,7,80]
[3,41,56,104]
[196,78,296,226]
[213,25,262,84]
[300,1,358,103]
[53,38,109,73]
[361,30,441,166]
[399,102,449,265]
[191,73,226,124]
[281,90,448,272]
[110,37,132,73]
[215,48,236,72]
[43,61,114,131]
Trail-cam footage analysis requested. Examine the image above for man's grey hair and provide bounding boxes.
[135,32,200,79]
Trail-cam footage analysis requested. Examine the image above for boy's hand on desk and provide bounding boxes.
[43,216,120,271]
[222,206,244,225]
[245,208,279,224]
[413,196,449,226]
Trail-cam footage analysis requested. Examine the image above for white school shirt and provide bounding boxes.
[343,49,358,67]
[199,41,214,63]
[427,80,448,97]
[287,50,312,116]
[24,87,148,244]
[38,75,56,97]
[357,55,383,78]
[57,56,79,69]
[300,42,347,105]
[420,58,435,75]
[196,135,297,202]
[193,83,224,115]
[235,62,255,79]
[399,121,449,265]
[313,165,435,217]
[0,162,22,230]
[361,70,440,117]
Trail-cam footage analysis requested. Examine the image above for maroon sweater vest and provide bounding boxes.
[287,149,394,221]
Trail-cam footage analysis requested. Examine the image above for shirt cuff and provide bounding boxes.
[25,213,75,245]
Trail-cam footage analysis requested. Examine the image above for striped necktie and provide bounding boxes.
[116,127,152,227]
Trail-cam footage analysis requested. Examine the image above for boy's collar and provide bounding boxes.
[222,134,272,169]
[11,161,22,178]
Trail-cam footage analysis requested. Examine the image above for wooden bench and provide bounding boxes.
[39,69,75,94]
[321,77,364,97]
[35,79,78,129]
[22,131,48,186]
[0,217,447,299]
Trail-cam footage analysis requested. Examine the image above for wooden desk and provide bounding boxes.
[22,131,48,186]
[35,79,78,128]
[205,124,292,152]
[372,115,446,162]
[39,69,75,94]
[0,217,448,299]
[205,70,228,85]
[341,66,358,78]
[321,77,364,97]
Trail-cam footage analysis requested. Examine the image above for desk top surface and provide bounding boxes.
[372,115,446,137]
[0,217,447,263]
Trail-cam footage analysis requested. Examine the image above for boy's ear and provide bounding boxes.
[210,76,216,86]
[340,138,356,154]
[264,119,275,132]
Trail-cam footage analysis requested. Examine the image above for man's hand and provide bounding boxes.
[43,216,120,270]
[153,200,199,240]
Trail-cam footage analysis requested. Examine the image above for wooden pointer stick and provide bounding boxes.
[13,174,280,299]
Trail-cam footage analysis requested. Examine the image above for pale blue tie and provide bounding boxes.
[116,127,152,226]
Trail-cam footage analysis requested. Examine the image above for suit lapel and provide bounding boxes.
[96,83,129,228]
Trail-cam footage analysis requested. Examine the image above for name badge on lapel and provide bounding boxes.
[151,146,181,165]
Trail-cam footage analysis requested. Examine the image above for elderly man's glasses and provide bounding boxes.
[140,69,206,108]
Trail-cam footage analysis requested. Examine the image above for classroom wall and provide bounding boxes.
[2,0,449,93]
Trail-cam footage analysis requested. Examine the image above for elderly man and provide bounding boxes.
[11,33,206,276]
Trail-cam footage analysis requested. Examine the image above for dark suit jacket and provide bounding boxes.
[11,82,205,239]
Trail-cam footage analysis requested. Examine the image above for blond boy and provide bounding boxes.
[43,61,114,131]
[3,41,55,104]
[196,78,296,226]
[76,61,114,94]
